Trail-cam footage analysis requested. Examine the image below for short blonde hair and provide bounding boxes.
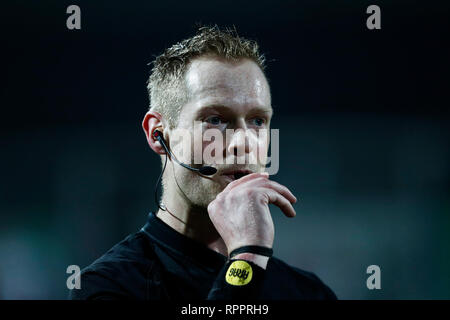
[146,25,266,129]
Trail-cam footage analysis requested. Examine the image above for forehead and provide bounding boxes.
[183,56,272,115]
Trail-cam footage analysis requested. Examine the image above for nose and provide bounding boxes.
[226,126,256,158]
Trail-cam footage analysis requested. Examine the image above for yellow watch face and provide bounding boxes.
[225,260,253,286]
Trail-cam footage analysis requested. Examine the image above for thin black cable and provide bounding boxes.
[154,154,168,211]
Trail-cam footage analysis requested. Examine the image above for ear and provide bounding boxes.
[142,111,166,155]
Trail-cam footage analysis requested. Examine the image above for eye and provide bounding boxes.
[250,117,266,127]
[205,116,224,126]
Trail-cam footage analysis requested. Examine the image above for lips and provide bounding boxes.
[220,169,253,181]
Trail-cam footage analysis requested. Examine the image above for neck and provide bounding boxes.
[156,195,228,257]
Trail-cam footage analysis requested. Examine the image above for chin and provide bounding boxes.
[185,186,220,209]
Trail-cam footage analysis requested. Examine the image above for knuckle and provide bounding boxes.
[246,189,256,197]
[214,193,223,202]
[259,179,271,188]
[257,176,268,183]
[207,200,217,212]
[254,192,266,203]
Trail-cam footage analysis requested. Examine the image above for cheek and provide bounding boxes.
[255,137,270,162]
[258,140,269,156]
[252,133,269,152]
[171,138,192,163]
[259,138,269,150]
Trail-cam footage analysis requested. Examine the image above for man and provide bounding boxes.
[70,26,336,300]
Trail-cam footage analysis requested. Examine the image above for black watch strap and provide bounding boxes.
[229,245,273,259]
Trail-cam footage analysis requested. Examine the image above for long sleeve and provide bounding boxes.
[206,257,338,300]
[206,259,267,300]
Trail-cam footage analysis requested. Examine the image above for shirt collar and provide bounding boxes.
[140,212,228,271]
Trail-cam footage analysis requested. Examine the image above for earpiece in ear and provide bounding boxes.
[151,129,217,176]
[153,130,162,140]
[153,130,169,155]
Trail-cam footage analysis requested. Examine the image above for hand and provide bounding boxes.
[207,172,297,266]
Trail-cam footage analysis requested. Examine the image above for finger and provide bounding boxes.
[263,180,297,204]
[224,172,269,192]
[238,177,297,204]
[260,188,296,218]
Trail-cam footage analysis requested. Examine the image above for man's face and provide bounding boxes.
[167,55,273,208]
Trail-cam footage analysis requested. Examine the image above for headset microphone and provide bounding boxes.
[153,130,217,176]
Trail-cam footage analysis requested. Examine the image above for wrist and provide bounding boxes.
[232,252,269,270]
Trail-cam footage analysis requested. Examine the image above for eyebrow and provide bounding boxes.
[195,104,273,118]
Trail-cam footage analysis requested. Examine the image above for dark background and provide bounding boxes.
[1,0,449,299]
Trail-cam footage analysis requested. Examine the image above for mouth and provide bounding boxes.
[220,169,253,181]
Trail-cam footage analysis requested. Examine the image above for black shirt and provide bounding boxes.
[69,212,337,300]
